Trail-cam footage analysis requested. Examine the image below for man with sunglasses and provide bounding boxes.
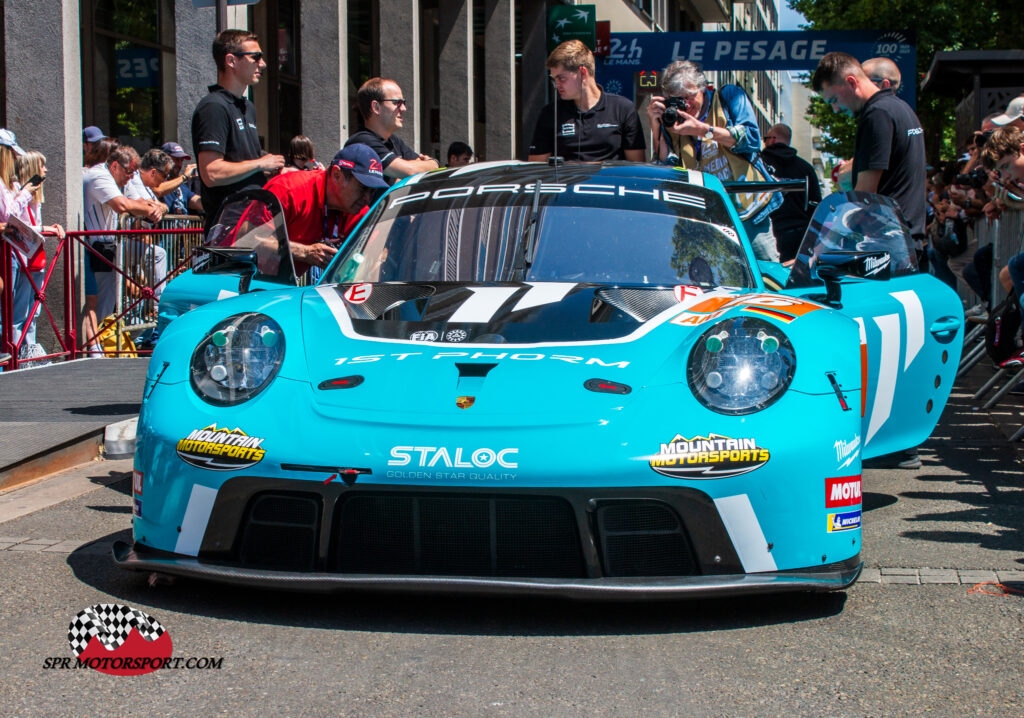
[262,144,388,274]
[82,146,168,323]
[191,29,284,235]
[345,77,438,184]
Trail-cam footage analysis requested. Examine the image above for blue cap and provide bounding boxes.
[83,126,107,143]
[331,144,389,189]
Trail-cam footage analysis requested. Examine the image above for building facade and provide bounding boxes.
[1,0,770,235]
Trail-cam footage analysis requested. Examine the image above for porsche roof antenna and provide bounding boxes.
[549,77,562,180]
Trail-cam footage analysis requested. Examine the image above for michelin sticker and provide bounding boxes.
[827,510,862,533]
[649,433,770,478]
[176,424,267,471]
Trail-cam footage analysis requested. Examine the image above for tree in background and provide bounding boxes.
[788,0,1024,164]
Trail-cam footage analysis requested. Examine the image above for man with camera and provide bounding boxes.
[528,40,645,163]
[646,60,782,261]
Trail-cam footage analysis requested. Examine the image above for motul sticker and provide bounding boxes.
[826,475,862,508]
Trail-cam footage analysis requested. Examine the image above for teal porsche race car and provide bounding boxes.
[115,161,963,598]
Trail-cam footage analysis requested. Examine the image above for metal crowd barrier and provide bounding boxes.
[962,208,1024,440]
[1,216,203,371]
[115,214,204,331]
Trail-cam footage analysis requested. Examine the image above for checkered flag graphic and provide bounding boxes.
[67,603,166,656]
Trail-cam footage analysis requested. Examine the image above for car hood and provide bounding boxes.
[300,282,699,417]
[298,282,844,419]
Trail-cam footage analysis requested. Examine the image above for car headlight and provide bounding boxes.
[687,317,795,415]
[190,313,285,406]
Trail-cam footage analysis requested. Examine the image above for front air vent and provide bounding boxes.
[236,492,321,571]
[331,493,585,578]
[595,501,697,577]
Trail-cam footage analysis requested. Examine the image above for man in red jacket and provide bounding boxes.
[263,143,388,273]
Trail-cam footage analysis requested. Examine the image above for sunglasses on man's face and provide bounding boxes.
[232,51,264,63]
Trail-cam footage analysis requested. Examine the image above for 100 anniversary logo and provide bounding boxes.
[649,433,770,478]
[176,424,266,471]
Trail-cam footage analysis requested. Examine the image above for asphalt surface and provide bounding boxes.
[0,358,149,469]
[0,386,1022,716]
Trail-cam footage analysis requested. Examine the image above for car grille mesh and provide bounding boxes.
[332,494,586,578]
[237,493,321,571]
[595,502,697,577]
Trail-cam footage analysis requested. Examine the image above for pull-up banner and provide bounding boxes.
[595,31,917,108]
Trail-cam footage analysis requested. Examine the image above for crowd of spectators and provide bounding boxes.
[923,96,1024,325]
[4,28,1023,370]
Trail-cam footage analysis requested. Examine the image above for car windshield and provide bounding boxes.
[786,192,918,288]
[323,172,754,289]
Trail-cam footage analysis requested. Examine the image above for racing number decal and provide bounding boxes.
[344,283,372,304]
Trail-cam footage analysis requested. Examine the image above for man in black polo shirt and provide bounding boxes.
[813,51,927,471]
[528,40,645,162]
[344,77,439,184]
[192,29,285,233]
[812,52,926,241]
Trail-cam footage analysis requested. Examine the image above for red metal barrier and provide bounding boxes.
[2,226,203,371]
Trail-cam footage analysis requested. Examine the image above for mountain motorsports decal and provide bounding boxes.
[176,424,267,471]
[649,433,770,479]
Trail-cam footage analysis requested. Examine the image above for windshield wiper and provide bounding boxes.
[511,179,543,282]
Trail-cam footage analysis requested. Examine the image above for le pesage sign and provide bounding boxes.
[596,30,917,108]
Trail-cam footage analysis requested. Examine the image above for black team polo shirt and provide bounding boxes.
[530,88,645,162]
[191,84,266,232]
[344,129,418,185]
[852,88,927,238]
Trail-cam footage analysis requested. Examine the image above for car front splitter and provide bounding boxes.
[114,541,861,601]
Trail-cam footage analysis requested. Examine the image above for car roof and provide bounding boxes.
[403,161,719,191]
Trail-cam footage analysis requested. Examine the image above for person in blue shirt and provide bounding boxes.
[159,142,203,216]
[647,60,782,262]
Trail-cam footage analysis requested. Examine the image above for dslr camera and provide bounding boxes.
[662,97,691,126]
[954,166,988,189]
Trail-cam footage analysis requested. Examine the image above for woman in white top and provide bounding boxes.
[10,150,66,354]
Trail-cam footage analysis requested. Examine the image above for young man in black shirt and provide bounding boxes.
[528,40,645,163]
[813,51,928,471]
[345,77,439,183]
[191,29,284,233]
[812,52,926,241]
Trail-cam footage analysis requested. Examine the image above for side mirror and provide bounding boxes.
[811,250,891,307]
[194,246,260,294]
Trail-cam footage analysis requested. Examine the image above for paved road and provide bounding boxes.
[0,384,1022,717]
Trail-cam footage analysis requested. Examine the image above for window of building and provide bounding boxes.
[80,0,176,148]
[255,0,301,153]
[347,0,379,135]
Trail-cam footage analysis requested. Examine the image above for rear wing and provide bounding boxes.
[723,178,815,212]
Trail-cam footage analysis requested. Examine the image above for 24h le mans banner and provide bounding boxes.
[596,30,917,108]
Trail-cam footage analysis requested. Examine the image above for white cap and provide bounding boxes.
[0,128,25,156]
[992,97,1024,127]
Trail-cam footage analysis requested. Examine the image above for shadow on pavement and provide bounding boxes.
[67,532,848,636]
[862,492,898,512]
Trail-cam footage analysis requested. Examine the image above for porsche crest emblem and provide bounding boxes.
[456,396,475,409]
